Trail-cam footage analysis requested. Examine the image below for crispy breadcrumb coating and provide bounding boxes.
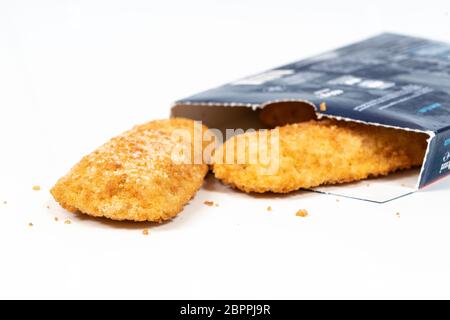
[51,118,209,222]
[213,119,428,193]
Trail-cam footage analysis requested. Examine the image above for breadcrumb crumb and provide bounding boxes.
[3,201,6,205]
[32,185,41,191]
[267,206,272,211]
[214,203,219,207]
[54,217,59,222]
[28,222,33,227]
[142,229,149,235]
[204,201,214,207]
[64,219,72,225]
[336,199,340,202]
[319,102,327,112]
[296,209,309,217]
[396,212,400,218]
[46,205,50,209]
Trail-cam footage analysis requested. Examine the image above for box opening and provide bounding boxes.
[172,100,433,203]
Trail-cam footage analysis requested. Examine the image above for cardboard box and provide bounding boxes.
[172,33,450,202]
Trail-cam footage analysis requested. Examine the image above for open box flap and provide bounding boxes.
[312,169,419,203]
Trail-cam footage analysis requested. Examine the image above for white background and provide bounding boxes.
[1,0,450,299]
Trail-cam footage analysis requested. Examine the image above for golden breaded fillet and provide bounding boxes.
[51,118,209,222]
[213,119,428,193]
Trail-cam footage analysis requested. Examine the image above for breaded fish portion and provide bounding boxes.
[213,119,428,193]
[51,118,209,222]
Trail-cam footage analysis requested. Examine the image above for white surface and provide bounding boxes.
[1,0,450,299]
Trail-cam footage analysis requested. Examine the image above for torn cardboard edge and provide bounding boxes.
[171,100,434,203]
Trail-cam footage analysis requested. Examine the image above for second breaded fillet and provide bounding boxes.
[51,118,209,222]
[213,119,429,193]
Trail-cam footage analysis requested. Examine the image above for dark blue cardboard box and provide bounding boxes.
[172,33,450,202]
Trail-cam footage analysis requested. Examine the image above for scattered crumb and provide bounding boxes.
[32,185,41,191]
[3,201,6,205]
[142,229,149,236]
[319,102,327,112]
[64,219,72,225]
[335,198,340,202]
[396,212,400,218]
[214,203,219,207]
[267,206,272,211]
[46,205,50,209]
[54,217,59,222]
[204,200,214,207]
[366,183,371,187]
[28,222,33,227]
[296,209,309,217]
